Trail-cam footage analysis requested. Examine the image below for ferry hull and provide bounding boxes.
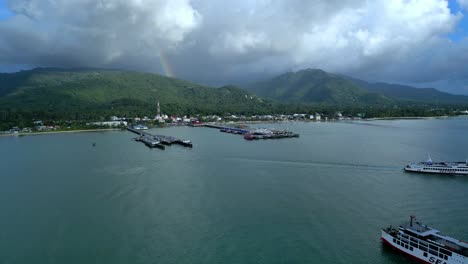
[381,232,430,264]
[404,167,468,175]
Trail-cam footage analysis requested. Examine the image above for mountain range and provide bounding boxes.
[0,68,271,119]
[1,68,467,124]
[247,68,468,106]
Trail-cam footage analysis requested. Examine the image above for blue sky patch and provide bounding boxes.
[448,0,468,41]
[0,0,13,20]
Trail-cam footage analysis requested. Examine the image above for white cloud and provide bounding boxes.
[0,0,467,91]
[3,0,201,64]
[458,0,468,10]
[206,0,460,78]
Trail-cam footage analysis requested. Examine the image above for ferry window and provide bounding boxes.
[423,252,428,257]
[440,249,451,256]
[410,246,413,251]
[397,241,400,245]
[405,245,408,249]
[444,255,448,260]
[393,238,396,243]
[410,242,418,247]
[429,244,438,250]
[439,253,444,258]
[430,250,438,256]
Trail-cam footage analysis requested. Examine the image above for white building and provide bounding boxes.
[92,121,127,127]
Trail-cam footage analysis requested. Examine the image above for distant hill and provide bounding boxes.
[0,68,272,119]
[247,68,468,106]
[347,77,468,104]
[247,69,393,106]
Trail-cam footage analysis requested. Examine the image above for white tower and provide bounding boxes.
[157,100,161,117]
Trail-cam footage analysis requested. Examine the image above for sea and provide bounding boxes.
[1,117,468,264]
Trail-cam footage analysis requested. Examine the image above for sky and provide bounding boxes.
[1,0,468,94]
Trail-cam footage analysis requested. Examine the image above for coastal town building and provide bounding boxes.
[91,121,128,127]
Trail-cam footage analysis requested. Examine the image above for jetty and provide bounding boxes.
[135,135,165,149]
[154,134,193,147]
[203,124,250,134]
[202,123,299,140]
[243,130,299,140]
[127,126,192,149]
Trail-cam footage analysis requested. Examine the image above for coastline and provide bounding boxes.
[1,115,464,137]
[0,128,122,137]
[364,115,450,121]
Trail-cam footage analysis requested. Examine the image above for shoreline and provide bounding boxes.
[0,128,122,137]
[363,115,451,121]
[1,115,464,137]
[220,115,455,124]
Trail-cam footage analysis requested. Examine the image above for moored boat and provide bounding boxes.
[132,124,148,130]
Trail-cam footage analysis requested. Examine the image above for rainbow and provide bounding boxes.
[158,50,175,78]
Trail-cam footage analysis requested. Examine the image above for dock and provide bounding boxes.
[135,135,165,149]
[127,126,192,149]
[203,123,299,141]
[243,131,299,140]
[154,135,193,147]
[203,124,250,134]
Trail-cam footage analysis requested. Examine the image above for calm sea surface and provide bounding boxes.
[1,117,468,264]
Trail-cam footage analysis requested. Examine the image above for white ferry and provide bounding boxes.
[405,156,468,175]
[381,216,468,264]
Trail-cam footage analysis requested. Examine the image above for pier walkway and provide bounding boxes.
[202,123,299,140]
[127,127,192,149]
[203,124,250,134]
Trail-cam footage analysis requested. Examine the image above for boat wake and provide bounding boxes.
[225,157,397,171]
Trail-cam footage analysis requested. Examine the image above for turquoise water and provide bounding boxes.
[1,117,468,264]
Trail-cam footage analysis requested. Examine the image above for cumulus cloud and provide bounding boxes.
[1,0,201,66]
[200,0,461,82]
[0,0,467,92]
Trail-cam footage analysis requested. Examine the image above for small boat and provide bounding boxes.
[132,124,148,130]
[181,140,193,148]
[244,133,255,140]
